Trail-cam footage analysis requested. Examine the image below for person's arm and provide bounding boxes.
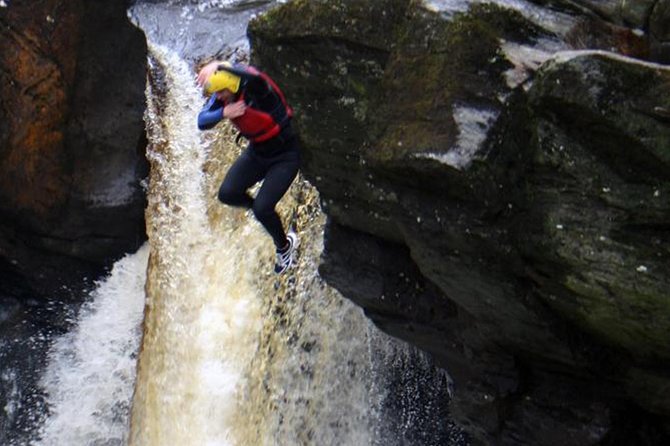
[197,95,224,130]
[196,60,271,96]
[196,60,222,88]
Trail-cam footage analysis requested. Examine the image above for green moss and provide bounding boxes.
[347,77,368,97]
[374,121,453,162]
[466,2,545,41]
[561,271,670,361]
[370,3,524,164]
[250,0,410,50]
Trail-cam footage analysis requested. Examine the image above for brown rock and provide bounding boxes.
[0,0,148,297]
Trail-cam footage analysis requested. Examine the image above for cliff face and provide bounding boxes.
[0,0,147,297]
[249,0,670,444]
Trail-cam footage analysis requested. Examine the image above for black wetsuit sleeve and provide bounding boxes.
[198,95,224,130]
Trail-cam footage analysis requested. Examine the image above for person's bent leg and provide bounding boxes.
[218,148,265,208]
[252,152,300,249]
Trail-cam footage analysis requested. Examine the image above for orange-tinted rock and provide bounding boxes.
[0,0,147,297]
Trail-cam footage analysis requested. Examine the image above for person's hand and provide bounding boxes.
[223,101,246,119]
[196,60,223,88]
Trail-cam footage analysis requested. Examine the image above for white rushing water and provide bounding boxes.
[24,3,458,445]
[33,245,149,446]
[128,41,267,446]
[128,39,372,445]
[127,33,456,445]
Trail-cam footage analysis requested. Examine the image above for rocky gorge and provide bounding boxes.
[248,0,670,444]
[1,0,669,444]
[0,0,148,298]
[0,1,147,442]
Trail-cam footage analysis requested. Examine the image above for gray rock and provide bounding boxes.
[650,0,670,61]
[621,0,657,28]
[651,0,670,40]
[524,49,670,413]
[251,1,670,444]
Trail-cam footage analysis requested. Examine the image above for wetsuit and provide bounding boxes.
[198,66,299,250]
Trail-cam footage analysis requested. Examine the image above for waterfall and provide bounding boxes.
[128,41,269,445]
[19,2,461,445]
[32,245,149,446]
[127,31,457,446]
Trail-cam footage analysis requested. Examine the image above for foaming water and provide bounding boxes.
[32,245,149,446]
[128,0,272,62]
[129,39,459,445]
[128,3,461,445]
[128,42,266,446]
[233,193,458,445]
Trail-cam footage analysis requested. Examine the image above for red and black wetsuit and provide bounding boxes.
[197,64,299,250]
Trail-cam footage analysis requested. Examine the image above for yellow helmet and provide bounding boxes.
[204,62,241,95]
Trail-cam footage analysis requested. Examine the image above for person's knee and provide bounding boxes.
[252,201,275,221]
[217,186,232,204]
[218,185,242,205]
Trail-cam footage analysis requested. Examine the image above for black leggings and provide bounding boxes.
[217,141,300,249]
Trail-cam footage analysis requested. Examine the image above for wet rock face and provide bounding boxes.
[570,0,670,61]
[251,0,670,444]
[651,0,670,61]
[0,0,148,296]
[525,53,670,359]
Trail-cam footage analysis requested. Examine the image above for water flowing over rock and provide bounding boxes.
[0,0,148,297]
[0,2,147,443]
[249,0,670,444]
[128,37,458,446]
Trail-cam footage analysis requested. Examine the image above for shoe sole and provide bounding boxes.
[275,232,299,274]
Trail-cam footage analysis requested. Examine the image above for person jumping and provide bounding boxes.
[196,61,299,274]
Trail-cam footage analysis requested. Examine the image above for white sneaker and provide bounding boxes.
[274,231,298,274]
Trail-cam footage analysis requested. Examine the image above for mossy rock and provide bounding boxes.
[249,0,410,50]
[523,52,670,364]
[250,0,670,439]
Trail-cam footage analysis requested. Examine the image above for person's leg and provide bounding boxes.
[218,148,265,208]
[252,151,300,249]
